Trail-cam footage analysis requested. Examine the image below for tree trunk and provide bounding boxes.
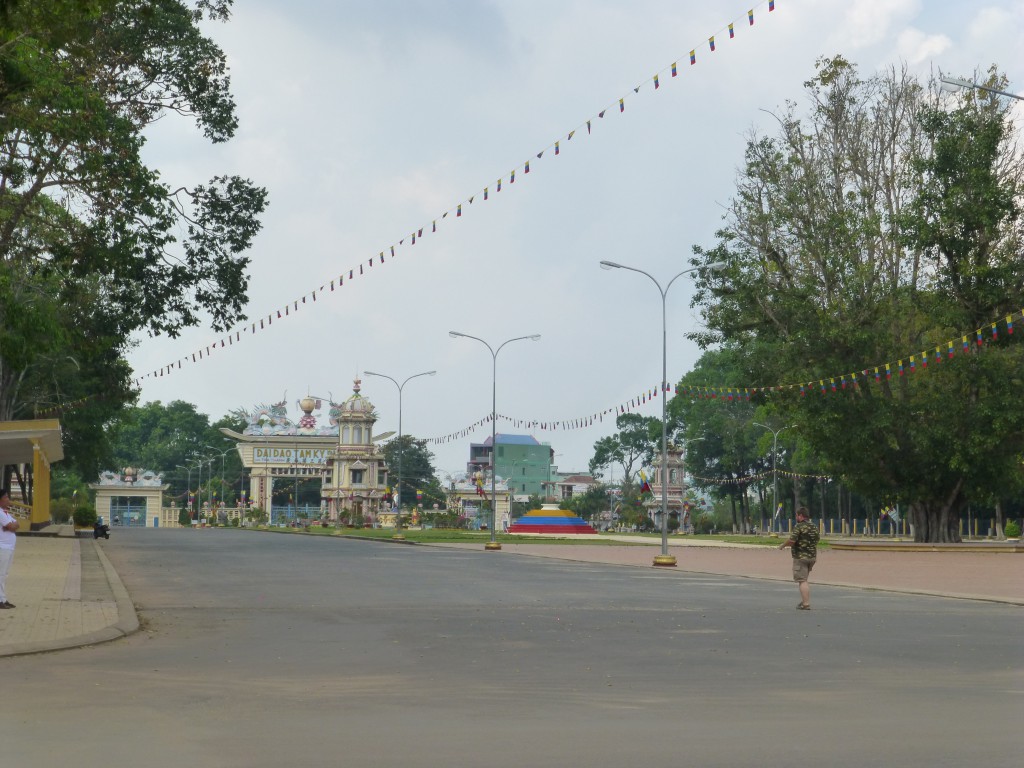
[730,494,738,534]
[994,500,1004,540]
[910,479,965,543]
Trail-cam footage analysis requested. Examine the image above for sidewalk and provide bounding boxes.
[431,537,1024,604]
[1,531,1019,658]
[0,527,138,658]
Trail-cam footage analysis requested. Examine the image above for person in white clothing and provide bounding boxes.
[0,487,19,609]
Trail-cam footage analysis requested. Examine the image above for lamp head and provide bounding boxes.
[940,75,971,93]
[449,330,465,338]
[364,370,380,377]
[599,260,622,270]
[426,370,438,376]
[528,334,541,341]
[707,261,728,271]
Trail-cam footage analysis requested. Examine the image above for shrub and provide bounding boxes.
[1004,520,1022,539]
[50,498,75,524]
[73,505,98,528]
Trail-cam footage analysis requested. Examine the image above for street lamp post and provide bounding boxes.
[450,331,541,551]
[206,446,233,523]
[176,464,193,515]
[600,259,726,566]
[364,369,437,540]
[204,457,216,522]
[753,422,797,534]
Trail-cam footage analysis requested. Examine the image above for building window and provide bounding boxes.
[342,426,350,444]
[351,469,364,485]
[670,469,677,483]
[498,446,504,457]
[354,426,363,444]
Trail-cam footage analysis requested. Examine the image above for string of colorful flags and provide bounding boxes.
[688,469,832,486]
[41,302,1024,433]
[425,306,1024,443]
[679,307,1023,402]
[130,2,781,388]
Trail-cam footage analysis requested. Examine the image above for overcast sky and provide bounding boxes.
[126,0,1024,477]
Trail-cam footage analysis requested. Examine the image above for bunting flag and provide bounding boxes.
[128,4,784,391]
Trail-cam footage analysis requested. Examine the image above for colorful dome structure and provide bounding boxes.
[508,503,597,534]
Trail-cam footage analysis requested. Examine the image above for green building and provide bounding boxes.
[468,434,553,499]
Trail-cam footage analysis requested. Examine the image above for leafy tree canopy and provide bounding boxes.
[0,0,266,486]
[381,435,437,509]
[687,57,1024,541]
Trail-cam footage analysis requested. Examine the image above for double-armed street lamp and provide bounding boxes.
[201,457,212,520]
[600,259,726,566]
[176,464,193,513]
[364,369,437,540]
[753,422,797,534]
[206,446,234,521]
[449,331,541,550]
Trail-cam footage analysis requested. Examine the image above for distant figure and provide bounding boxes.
[779,506,819,610]
[0,487,19,609]
[94,519,110,540]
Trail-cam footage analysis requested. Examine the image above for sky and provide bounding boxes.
[126,0,1024,478]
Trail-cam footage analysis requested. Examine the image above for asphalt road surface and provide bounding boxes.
[3,529,1021,768]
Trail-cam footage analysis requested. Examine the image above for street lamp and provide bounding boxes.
[940,75,1023,101]
[175,464,193,513]
[600,259,726,566]
[364,369,437,540]
[450,331,541,550]
[753,422,797,534]
[206,446,233,523]
[203,456,216,522]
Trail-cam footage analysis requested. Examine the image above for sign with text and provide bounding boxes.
[253,446,331,465]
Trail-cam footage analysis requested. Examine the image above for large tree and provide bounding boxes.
[689,58,1024,542]
[0,0,267,457]
[381,435,438,510]
[588,412,658,488]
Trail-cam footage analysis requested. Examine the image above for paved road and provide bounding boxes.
[3,529,1021,767]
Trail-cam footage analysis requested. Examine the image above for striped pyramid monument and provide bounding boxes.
[508,503,597,534]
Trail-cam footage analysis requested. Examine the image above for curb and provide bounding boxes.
[0,540,140,658]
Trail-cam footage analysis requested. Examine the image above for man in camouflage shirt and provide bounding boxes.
[779,506,819,610]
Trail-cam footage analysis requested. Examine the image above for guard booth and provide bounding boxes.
[0,419,64,529]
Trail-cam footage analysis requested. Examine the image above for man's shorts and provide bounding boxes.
[792,558,816,582]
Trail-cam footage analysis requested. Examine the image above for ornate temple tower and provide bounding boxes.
[322,379,388,524]
[645,443,688,528]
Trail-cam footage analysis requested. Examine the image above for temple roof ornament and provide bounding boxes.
[96,469,164,487]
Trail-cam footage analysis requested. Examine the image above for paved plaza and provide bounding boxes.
[2,529,1021,768]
